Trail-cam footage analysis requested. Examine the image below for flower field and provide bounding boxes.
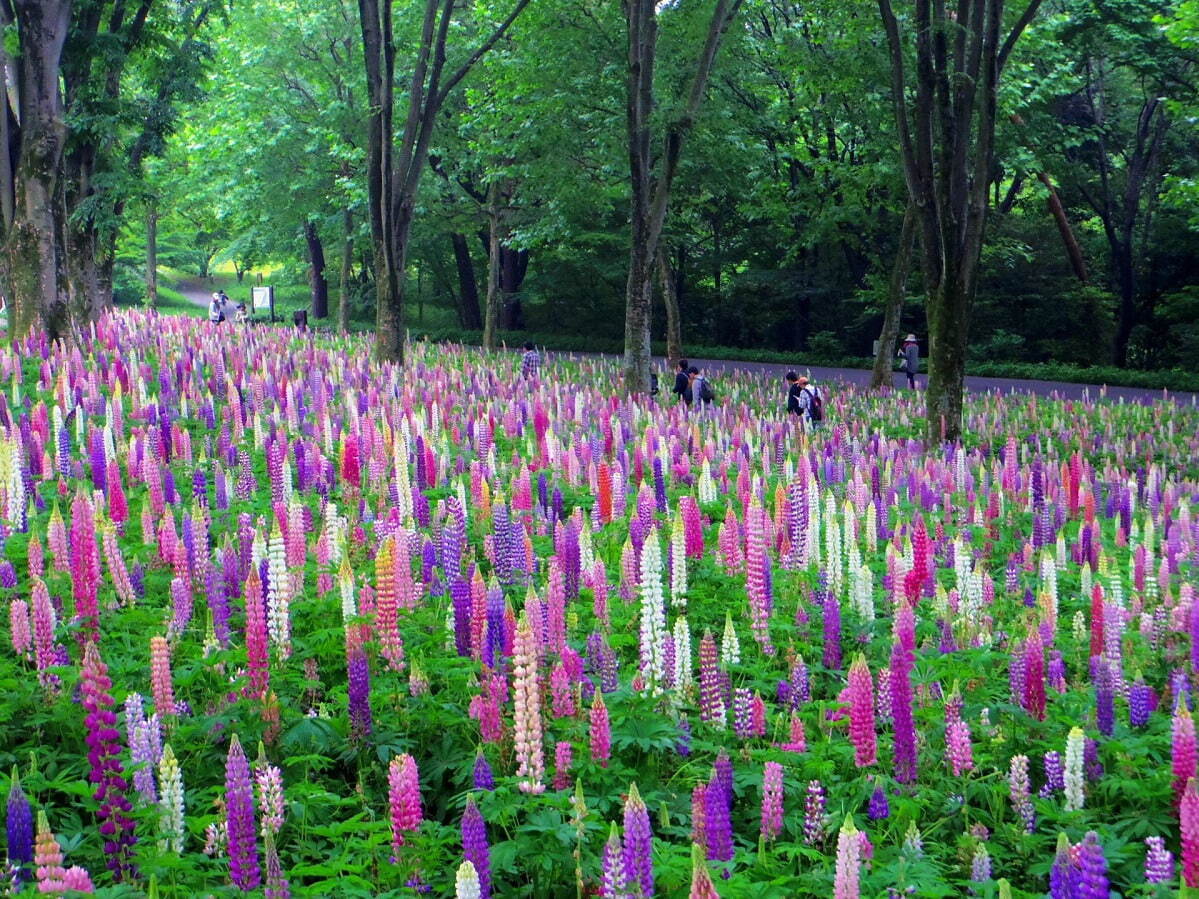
[1,312,1197,897]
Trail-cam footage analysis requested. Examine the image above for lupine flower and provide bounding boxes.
[1174,705,1197,803]
[688,843,720,899]
[804,780,826,845]
[388,753,422,850]
[462,796,491,899]
[513,611,546,794]
[80,642,137,880]
[553,741,573,791]
[473,750,495,791]
[1064,726,1085,811]
[867,786,889,820]
[456,860,482,899]
[1008,755,1035,833]
[638,531,668,691]
[833,815,860,899]
[970,843,991,884]
[623,783,654,897]
[158,744,185,853]
[6,768,33,883]
[1077,831,1108,898]
[847,655,876,767]
[1144,834,1173,884]
[590,692,611,767]
[225,734,260,890]
[760,761,784,842]
[890,637,917,784]
[600,822,629,899]
[1183,777,1199,887]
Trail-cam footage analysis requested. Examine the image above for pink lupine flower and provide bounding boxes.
[760,761,784,842]
[590,691,611,767]
[150,635,176,718]
[847,655,877,767]
[388,753,422,851]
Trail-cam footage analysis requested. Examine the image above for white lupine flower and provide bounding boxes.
[721,611,741,666]
[639,531,667,693]
[456,861,481,899]
[673,616,692,689]
[670,514,687,608]
[1063,727,1086,811]
[267,525,291,657]
[158,744,185,853]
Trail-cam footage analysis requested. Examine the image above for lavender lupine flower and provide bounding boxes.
[1130,678,1154,728]
[600,823,629,899]
[1144,835,1174,884]
[622,784,654,897]
[462,796,491,899]
[1040,751,1065,797]
[970,843,991,884]
[225,734,261,890]
[6,769,33,883]
[1093,657,1114,737]
[823,587,842,671]
[704,779,733,863]
[804,780,826,845]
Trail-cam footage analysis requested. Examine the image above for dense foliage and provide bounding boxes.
[0,314,1196,896]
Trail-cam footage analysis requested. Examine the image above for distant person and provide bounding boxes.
[791,374,823,430]
[899,334,920,389]
[235,302,249,324]
[293,309,308,331]
[208,292,224,324]
[785,371,803,415]
[672,359,692,406]
[520,341,541,379]
[649,372,659,396]
[689,365,714,409]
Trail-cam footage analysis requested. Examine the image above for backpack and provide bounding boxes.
[804,386,823,422]
[699,377,715,403]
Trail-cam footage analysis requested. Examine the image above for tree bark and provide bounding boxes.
[658,250,683,367]
[339,207,353,332]
[304,220,329,319]
[450,232,482,329]
[870,204,917,389]
[499,245,527,330]
[146,200,158,308]
[1038,172,1088,283]
[622,0,744,394]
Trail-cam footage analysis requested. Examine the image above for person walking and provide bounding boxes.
[208,292,224,324]
[520,341,541,380]
[672,359,692,406]
[787,372,822,431]
[689,365,714,410]
[899,334,920,389]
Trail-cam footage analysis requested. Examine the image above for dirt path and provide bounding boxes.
[175,278,217,308]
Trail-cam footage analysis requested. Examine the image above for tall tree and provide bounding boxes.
[878,0,1044,441]
[0,0,73,343]
[622,0,744,393]
[357,0,530,363]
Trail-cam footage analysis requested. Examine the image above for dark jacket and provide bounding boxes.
[786,382,803,415]
[901,342,919,374]
[673,370,692,404]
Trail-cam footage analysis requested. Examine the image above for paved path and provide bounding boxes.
[554,351,1196,405]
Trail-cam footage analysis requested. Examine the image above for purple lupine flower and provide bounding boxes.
[1084,738,1104,782]
[462,796,491,898]
[473,751,495,791]
[867,786,889,820]
[652,457,667,514]
[1050,834,1079,899]
[1145,835,1174,883]
[441,498,466,580]
[790,657,810,705]
[1077,831,1108,898]
[676,718,692,757]
[452,580,472,657]
[823,586,842,671]
[1040,751,1065,797]
[347,630,373,739]
[622,784,654,897]
[891,638,918,784]
[1130,679,1154,728]
[207,563,231,647]
[6,769,33,883]
[0,561,17,589]
[225,734,261,890]
[733,688,753,739]
[704,778,733,863]
[1093,657,1114,737]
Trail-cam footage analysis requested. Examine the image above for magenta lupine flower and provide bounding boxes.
[847,655,876,767]
[744,501,775,655]
[388,753,422,851]
[245,568,271,701]
[81,642,137,880]
[1183,777,1199,887]
[622,783,654,897]
[553,741,573,791]
[946,718,974,776]
[225,734,260,890]
[600,823,629,899]
[890,638,917,784]
[760,761,784,842]
[698,630,725,727]
[550,662,575,718]
[9,599,31,658]
[803,779,826,845]
[1144,835,1174,884]
[69,492,101,641]
[590,692,611,767]
[150,635,175,717]
[1174,706,1197,804]
[462,796,491,899]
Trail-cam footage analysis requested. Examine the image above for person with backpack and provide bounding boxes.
[787,373,823,429]
[208,292,224,324]
[672,359,692,406]
[689,365,715,410]
[899,334,920,389]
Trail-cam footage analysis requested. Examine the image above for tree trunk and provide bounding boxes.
[870,205,916,389]
[623,239,655,393]
[925,277,971,442]
[305,220,329,319]
[1037,172,1087,283]
[658,250,683,367]
[374,199,414,363]
[1,0,73,344]
[146,201,158,309]
[339,207,353,332]
[450,232,482,330]
[499,245,527,330]
[1111,240,1136,367]
[483,191,501,350]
